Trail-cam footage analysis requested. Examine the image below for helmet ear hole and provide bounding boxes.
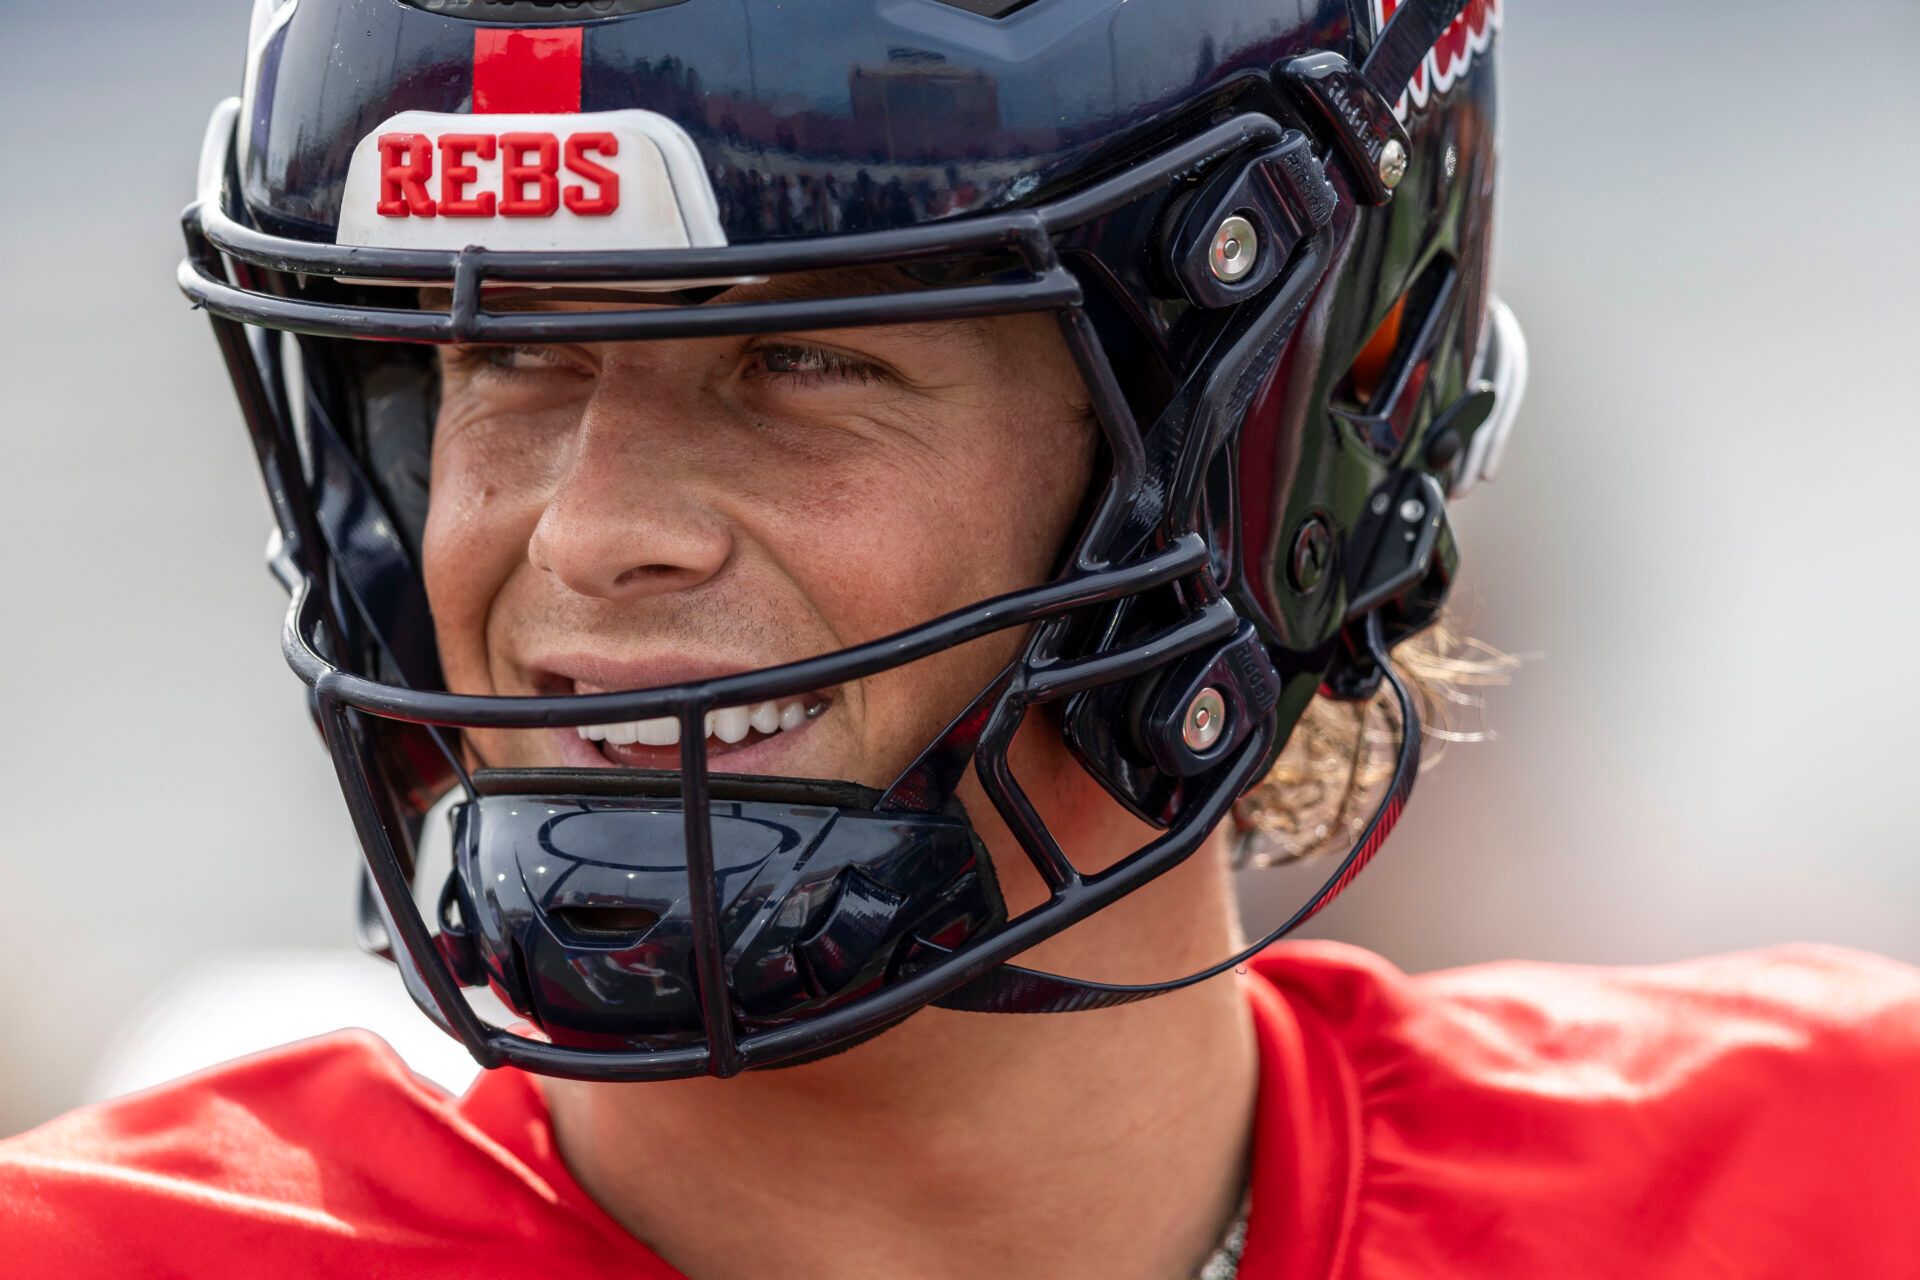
[1339,254,1459,414]
[1347,295,1408,407]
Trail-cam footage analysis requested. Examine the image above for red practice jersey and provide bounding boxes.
[3,942,1918,1278]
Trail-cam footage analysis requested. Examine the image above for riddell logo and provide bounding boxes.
[1371,0,1502,120]
[376,130,620,218]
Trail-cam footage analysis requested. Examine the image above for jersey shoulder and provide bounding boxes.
[1254,941,1920,1278]
[0,1030,669,1279]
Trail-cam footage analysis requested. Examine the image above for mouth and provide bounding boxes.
[575,691,831,766]
[526,660,839,774]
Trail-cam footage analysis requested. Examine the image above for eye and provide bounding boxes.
[443,344,587,380]
[749,342,888,386]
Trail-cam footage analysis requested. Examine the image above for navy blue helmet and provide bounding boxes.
[182,0,1524,1079]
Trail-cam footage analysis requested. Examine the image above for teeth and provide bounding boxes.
[634,716,679,746]
[713,705,751,744]
[578,696,822,751]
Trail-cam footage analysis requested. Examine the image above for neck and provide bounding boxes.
[543,833,1256,1280]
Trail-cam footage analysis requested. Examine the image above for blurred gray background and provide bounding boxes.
[3,1,1916,1137]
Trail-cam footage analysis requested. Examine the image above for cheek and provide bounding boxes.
[421,423,559,690]
[779,397,1089,630]
[777,404,1091,781]
[771,447,1016,644]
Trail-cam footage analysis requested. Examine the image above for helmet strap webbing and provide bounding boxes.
[1362,0,1476,106]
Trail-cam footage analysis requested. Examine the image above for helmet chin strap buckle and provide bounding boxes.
[1284,52,1414,207]
[1325,470,1458,701]
[1137,622,1284,779]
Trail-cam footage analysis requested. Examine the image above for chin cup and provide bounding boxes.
[430,771,1006,1050]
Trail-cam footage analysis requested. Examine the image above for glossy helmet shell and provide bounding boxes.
[184,0,1518,1077]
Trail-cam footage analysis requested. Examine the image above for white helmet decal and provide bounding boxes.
[337,109,726,253]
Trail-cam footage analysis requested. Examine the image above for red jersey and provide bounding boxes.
[4,942,1918,1278]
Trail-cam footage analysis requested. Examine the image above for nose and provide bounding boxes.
[526,386,734,601]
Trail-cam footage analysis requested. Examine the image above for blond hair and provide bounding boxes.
[1231,617,1519,868]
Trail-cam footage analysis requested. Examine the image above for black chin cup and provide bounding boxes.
[435,771,1005,1051]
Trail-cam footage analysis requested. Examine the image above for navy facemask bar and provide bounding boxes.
[293,523,1268,1078]
[930,612,1418,1015]
[184,0,1476,1078]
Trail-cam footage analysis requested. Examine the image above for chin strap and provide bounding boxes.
[932,614,1420,1015]
[1362,0,1475,106]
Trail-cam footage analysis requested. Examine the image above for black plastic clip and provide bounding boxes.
[433,872,483,986]
[1284,51,1413,207]
[1163,131,1334,309]
[1325,472,1457,700]
[1139,622,1283,778]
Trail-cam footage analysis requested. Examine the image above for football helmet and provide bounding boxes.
[181,0,1524,1079]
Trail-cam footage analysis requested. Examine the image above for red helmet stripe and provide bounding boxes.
[473,27,583,115]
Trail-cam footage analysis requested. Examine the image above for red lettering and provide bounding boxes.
[374,129,632,221]
[499,132,560,217]
[563,133,621,216]
[376,134,436,217]
[437,133,497,217]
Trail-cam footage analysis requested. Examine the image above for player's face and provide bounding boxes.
[422,272,1097,793]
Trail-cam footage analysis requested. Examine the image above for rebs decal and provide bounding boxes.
[375,131,621,219]
[1371,0,1502,120]
[335,109,727,253]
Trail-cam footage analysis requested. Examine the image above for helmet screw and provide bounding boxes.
[1208,215,1259,284]
[1378,139,1409,191]
[1288,515,1334,592]
[1183,687,1228,753]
